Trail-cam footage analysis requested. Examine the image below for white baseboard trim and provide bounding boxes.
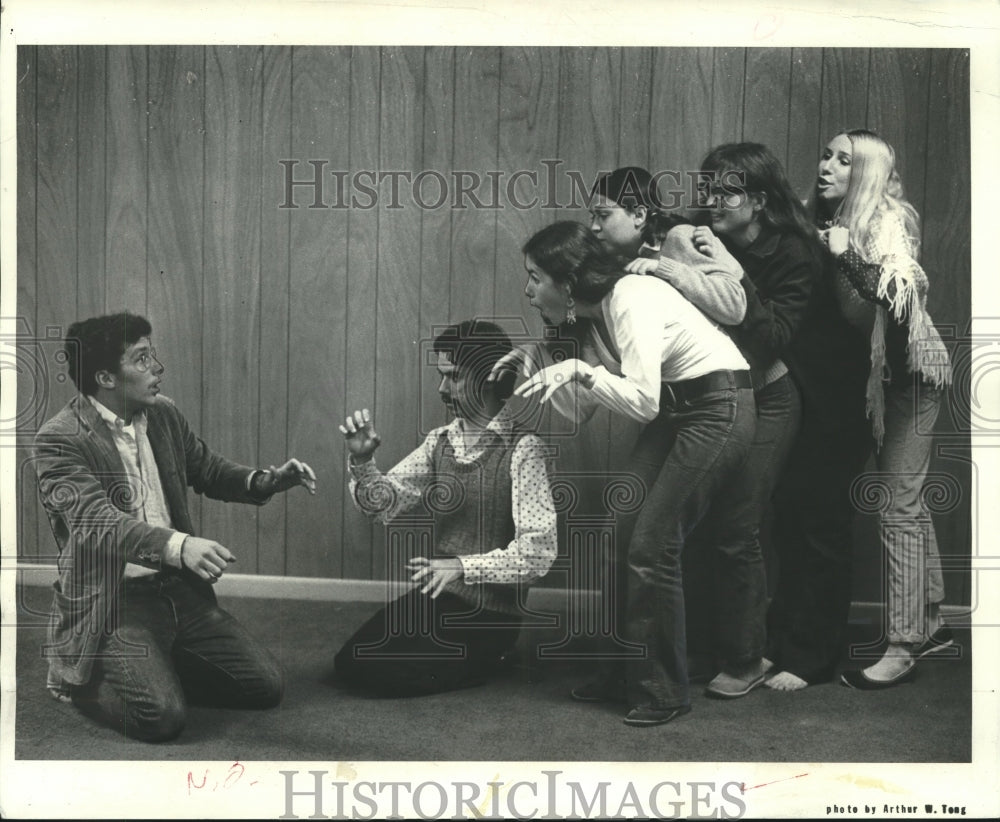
[11,563,573,611]
[11,563,970,619]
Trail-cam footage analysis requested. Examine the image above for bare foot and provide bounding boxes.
[765,671,808,691]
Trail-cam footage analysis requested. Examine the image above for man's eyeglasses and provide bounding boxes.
[131,348,160,373]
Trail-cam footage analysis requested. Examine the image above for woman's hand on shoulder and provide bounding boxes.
[691,225,720,259]
[624,257,659,275]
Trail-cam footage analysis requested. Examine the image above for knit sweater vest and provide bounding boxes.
[429,427,523,616]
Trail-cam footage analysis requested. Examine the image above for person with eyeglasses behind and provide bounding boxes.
[32,311,317,742]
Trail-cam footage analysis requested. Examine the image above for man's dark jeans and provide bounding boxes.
[71,573,283,742]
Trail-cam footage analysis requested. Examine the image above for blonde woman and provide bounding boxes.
[814,129,953,689]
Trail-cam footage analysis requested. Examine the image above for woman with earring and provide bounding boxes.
[812,129,952,689]
[505,221,765,727]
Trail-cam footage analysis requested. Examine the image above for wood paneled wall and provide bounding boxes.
[15,46,972,603]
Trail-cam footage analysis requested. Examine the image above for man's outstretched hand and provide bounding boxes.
[258,459,317,496]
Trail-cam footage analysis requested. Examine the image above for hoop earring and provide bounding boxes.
[566,297,577,325]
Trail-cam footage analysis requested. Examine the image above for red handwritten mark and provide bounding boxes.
[187,770,210,796]
[224,761,245,789]
[188,761,254,795]
[753,14,782,41]
[741,773,810,794]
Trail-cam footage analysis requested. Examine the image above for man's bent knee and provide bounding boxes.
[126,698,186,742]
[256,662,284,708]
[243,654,284,708]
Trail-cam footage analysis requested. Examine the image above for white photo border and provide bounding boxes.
[1,1,998,819]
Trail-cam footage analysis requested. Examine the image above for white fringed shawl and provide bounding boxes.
[837,207,952,446]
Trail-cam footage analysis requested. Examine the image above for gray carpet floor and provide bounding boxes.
[13,586,971,762]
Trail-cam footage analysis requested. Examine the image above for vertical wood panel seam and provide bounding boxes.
[644,48,652,168]
[740,48,748,141]
[371,48,384,579]
[31,45,41,560]
[823,47,833,136]
[144,46,150,319]
[859,49,871,132]
[606,47,623,475]
[708,51,717,152]
[864,48,872,131]
[555,48,563,207]
[417,47,427,353]
[818,49,827,158]
[284,46,293,577]
[615,48,625,166]
[25,45,37,559]
[257,46,266,574]
[285,46,295,576]
[374,47,385,579]
[102,47,109,313]
[348,45,360,580]
[864,49,871,126]
[75,47,80,320]
[448,50,457,323]
[450,48,456,325]
[920,48,934,232]
[198,47,207,543]
[783,49,793,170]
[34,47,39,336]
[200,47,208,470]
[492,47,501,317]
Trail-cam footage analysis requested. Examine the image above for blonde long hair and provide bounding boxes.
[810,129,921,260]
[810,129,951,447]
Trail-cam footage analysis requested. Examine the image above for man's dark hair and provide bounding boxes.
[65,312,152,396]
[432,319,516,402]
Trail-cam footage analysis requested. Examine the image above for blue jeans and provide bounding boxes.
[621,379,757,710]
[71,573,283,742]
[874,380,945,644]
[685,373,802,668]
